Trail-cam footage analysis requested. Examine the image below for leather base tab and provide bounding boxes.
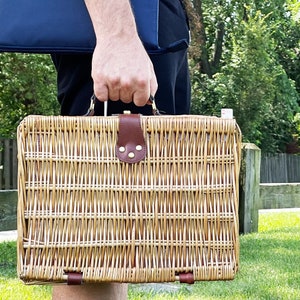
[178,273,195,284]
[66,272,83,285]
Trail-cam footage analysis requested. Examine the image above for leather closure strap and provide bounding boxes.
[178,272,195,284]
[66,272,83,285]
[116,114,147,163]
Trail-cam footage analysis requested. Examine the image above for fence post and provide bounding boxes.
[239,143,261,234]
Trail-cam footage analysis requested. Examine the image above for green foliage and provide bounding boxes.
[190,0,300,153]
[292,112,300,145]
[288,0,300,22]
[294,113,300,133]
[0,53,59,138]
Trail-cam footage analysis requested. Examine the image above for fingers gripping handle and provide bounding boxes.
[85,94,161,116]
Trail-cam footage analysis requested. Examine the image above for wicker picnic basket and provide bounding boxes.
[17,113,241,285]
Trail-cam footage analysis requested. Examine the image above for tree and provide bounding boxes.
[186,0,300,153]
[0,53,59,137]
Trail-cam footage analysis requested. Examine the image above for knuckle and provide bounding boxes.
[108,91,120,101]
[136,78,148,89]
[108,75,121,88]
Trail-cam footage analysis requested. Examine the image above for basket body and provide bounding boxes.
[17,114,241,284]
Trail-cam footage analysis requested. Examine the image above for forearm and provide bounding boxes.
[83,0,157,106]
[84,0,139,42]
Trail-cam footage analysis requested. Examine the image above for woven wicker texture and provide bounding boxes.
[17,115,241,284]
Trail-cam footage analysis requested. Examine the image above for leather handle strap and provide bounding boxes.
[115,113,147,163]
[85,94,161,116]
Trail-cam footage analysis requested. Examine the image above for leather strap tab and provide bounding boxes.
[179,273,195,284]
[116,114,147,163]
[66,272,83,285]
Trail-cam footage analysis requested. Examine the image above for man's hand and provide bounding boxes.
[92,36,157,107]
[84,0,158,107]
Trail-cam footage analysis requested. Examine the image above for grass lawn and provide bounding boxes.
[1,210,299,300]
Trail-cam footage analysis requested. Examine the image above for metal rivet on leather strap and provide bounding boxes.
[128,152,135,159]
[136,145,143,151]
[119,146,126,153]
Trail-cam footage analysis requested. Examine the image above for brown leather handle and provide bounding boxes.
[85,95,161,116]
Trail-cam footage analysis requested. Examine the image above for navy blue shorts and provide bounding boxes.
[51,0,190,116]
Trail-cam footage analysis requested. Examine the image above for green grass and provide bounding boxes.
[0,242,51,299]
[1,210,299,300]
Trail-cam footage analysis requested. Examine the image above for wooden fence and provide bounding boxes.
[260,153,300,183]
[0,139,18,190]
[0,139,300,190]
